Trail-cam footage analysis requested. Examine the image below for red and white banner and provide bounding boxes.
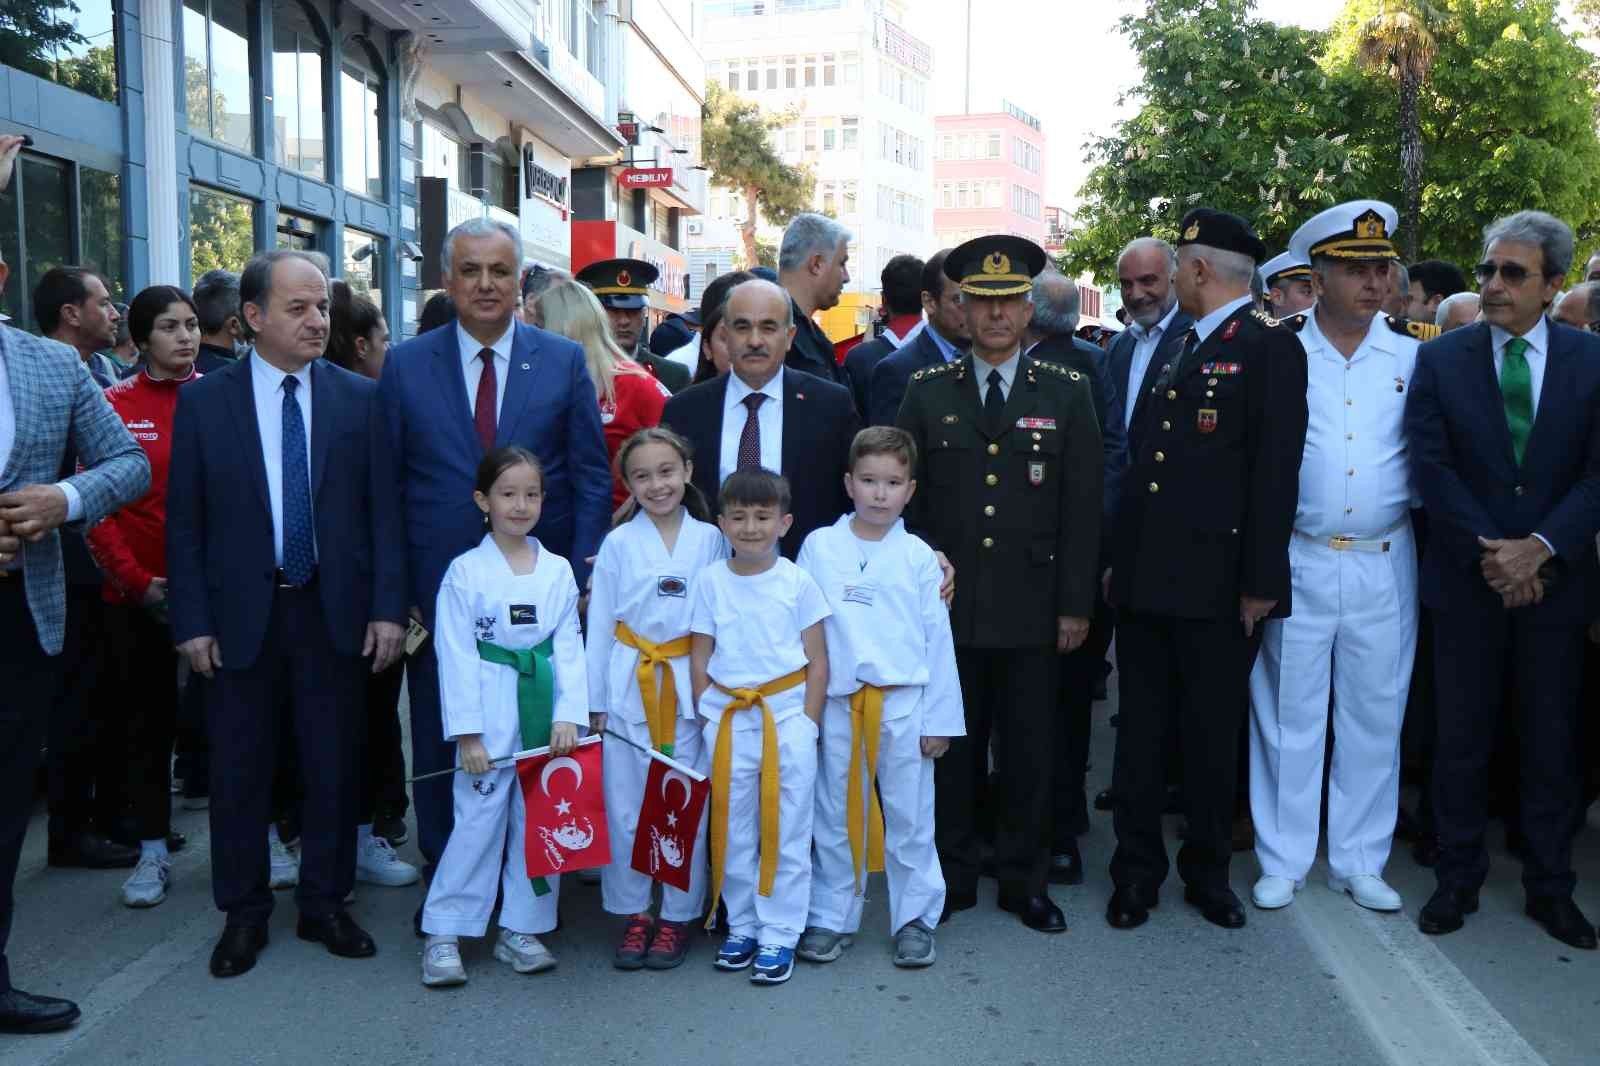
[619,167,673,189]
[630,755,709,891]
[518,742,611,878]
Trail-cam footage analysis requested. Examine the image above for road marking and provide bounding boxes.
[1289,880,1549,1066]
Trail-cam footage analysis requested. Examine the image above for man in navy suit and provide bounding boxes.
[867,249,969,426]
[378,218,610,870]
[167,250,407,978]
[1106,238,1194,454]
[1406,210,1600,950]
[841,254,924,417]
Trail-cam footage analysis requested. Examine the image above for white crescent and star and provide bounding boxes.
[660,769,692,811]
[540,756,583,796]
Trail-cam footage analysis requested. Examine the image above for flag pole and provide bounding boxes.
[403,734,602,784]
[601,728,708,783]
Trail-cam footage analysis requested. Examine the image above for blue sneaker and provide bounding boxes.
[714,934,759,971]
[749,944,794,985]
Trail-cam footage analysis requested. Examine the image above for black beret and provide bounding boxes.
[1176,208,1267,264]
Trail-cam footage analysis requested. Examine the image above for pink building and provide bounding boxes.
[933,101,1047,249]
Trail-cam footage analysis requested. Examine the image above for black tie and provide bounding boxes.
[985,368,1005,422]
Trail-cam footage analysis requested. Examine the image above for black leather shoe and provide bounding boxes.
[1105,884,1159,930]
[939,888,978,924]
[414,901,425,938]
[1048,840,1084,886]
[0,988,81,1034]
[47,832,138,869]
[297,910,377,958]
[1412,834,1442,868]
[1525,896,1598,950]
[210,924,268,978]
[1418,886,1479,935]
[1093,789,1116,812]
[998,891,1067,933]
[1184,886,1246,929]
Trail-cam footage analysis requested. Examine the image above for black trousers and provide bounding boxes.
[175,669,211,797]
[1431,607,1584,900]
[104,605,178,843]
[0,579,65,994]
[357,659,409,825]
[45,588,125,841]
[938,645,1058,897]
[1053,600,1115,846]
[208,584,362,925]
[1110,612,1259,893]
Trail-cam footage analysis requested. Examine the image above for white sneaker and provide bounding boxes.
[421,938,467,987]
[1330,874,1402,912]
[121,855,171,908]
[1251,874,1303,910]
[268,831,299,889]
[355,834,420,887]
[494,929,557,974]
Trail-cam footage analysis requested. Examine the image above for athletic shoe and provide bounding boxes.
[614,915,654,971]
[796,926,852,963]
[714,934,759,971]
[421,938,466,987]
[644,919,692,970]
[355,834,420,887]
[494,930,557,974]
[120,855,171,908]
[749,944,794,985]
[892,920,936,968]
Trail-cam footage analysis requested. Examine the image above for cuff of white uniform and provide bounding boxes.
[1533,532,1556,558]
[54,481,83,524]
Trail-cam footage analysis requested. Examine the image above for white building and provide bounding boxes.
[694,0,936,297]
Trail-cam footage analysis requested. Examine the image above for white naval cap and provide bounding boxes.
[1259,251,1311,288]
[1289,199,1401,264]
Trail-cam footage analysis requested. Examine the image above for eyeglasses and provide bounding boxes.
[1474,261,1540,284]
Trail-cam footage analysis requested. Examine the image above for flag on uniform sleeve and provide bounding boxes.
[631,754,710,892]
[518,740,611,878]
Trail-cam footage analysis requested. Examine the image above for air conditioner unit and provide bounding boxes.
[686,220,704,235]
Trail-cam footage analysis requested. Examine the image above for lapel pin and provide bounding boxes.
[521,362,530,370]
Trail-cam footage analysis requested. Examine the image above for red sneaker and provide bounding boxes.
[614,915,654,971]
[644,919,692,970]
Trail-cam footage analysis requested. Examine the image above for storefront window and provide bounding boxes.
[189,184,257,277]
[272,0,327,181]
[342,227,383,311]
[339,53,384,200]
[0,1,118,103]
[0,155,69,330]
[184,0,256,155]
[275,209,321,251]
[79,167,123,301]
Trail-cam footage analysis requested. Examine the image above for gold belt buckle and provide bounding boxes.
[1329,535,1353,551]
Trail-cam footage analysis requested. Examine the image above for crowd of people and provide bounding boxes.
[3,125,1600,1034]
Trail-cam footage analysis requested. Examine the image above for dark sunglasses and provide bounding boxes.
[1474,261,1542,284]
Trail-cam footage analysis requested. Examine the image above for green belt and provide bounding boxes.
[478,636,556,896]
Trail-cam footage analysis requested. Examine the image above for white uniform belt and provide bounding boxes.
[1294,518,1408,554]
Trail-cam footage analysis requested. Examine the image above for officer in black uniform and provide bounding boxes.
[897,235,1103,933]
[1105,208,1308,931]
[574,257,692,392]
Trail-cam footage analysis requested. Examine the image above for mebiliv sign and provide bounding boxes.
[619,167,673,189]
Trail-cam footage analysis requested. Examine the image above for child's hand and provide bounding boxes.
[550,722,580,756]
[458,734,492,775]
[920,736,950,759]
[589,711,608,735]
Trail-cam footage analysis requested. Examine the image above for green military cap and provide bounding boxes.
[575,257,658,309]
[943,235,1048,297]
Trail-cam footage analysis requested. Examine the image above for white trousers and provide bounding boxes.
[600,714,710,922]
[1249,524,1418,882]
[808,697,943,935]
[422,763,560,937]
[706,714,818,949]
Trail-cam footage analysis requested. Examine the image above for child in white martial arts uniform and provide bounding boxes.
[796,427,964,968]
[590,428,725,970]
[420,447,588,988]
[689,469,831,986]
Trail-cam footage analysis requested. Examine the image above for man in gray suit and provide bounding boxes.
[0,132,150,1034]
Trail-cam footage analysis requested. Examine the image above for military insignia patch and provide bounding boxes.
[1197,408,1218,434]
[1184,221,1201,241]
[942,413,959,424]
[1252,310,1282,327]
[983,252,1011,275]
[1200,362,1242,375]
[1028,460,1045,486]
[1403,318,1441,341]
[1221,320,1240,341]
[616,269,632,288]
[1016,416,1056,430]
[657,575,687,598]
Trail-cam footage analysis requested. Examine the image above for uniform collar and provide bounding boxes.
[1192,295,1253,344]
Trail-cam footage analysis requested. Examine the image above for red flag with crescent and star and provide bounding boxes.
[631,755,710,891]
[517,741,611,878]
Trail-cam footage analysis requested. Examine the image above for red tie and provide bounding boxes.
[474,348,497,452]
[737,393,766,470]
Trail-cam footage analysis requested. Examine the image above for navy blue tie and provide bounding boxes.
[280,376,315,585]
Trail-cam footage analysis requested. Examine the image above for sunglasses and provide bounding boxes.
[1474,261,1544,284]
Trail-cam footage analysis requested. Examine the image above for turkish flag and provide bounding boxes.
[630,755,709,892]
[517,741,611,878]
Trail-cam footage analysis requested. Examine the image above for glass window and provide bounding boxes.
[987,132,1001,159]
[745,64,757,91]
[764,60,777,90]
[784,56,797,88]
[340,54,384,199]
[842,181,856,215]
[804,56,816,87]
[342,227,383,311]
[272,1,327,181]
[784,128,798,153]
[0,155,70,330]
[803,120,816,152]
[821,183,835,215]
[79,166,123,301]
[726,60,739,90]
[419,120,461,182]
[189,184,257,278]
[842,51,858,84]
[0,1,119,103]
[956,182,968,209]
[841,116,858,151]
[583,0,602,79]
[184,0,256,154]
[275,209,321,251]
[822,53,835,86]
[822,126,835,151]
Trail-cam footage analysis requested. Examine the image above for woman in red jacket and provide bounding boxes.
[87,285,200,909]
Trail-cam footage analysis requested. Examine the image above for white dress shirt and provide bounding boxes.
[720,367,785,485]
[1294,311,1417,539]
[1123,301,1180,423]
[250,352,315,568]
[457,320,514,419]
[1490,316,1549,416]
[973,349,1021,403]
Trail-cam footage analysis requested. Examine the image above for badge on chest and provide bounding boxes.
[1029,460,1046,486]
[657,575,687,598]
[509,604,538,626]
[843,581,877,606]
[1197,408,1218,434]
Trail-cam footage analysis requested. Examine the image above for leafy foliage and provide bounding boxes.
[701,81,815,268]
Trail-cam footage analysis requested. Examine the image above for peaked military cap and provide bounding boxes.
[1176,208,1266,263]
[944,235,1048,297]
[1289,200,1400,263]
[1260,251,1312,288]
[576,257,658,309]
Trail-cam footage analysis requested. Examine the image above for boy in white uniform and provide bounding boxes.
[690,468,831,986]
[797,427,963,968]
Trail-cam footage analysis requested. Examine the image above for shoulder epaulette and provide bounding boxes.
[1389,315,1440,341]
[910,360,961,383]
[1251,309,1283,328]
[1031,359,1080,381]
[1279,312,1308,333]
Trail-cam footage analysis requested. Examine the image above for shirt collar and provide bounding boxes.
[250,349,312,393]
[924,321,965,363]
[727,366,785,408]
[975,349,1021,388]
[1192,295,1254,344]
[1490,316,1549,359]
[456,320,516,367]
[1303,309,1399,362]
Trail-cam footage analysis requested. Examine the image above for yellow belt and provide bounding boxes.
[614,621,692,755]
[846,684,891,893]
[705,667,808,930]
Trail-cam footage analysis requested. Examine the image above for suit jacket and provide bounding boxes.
[378,320,611,623]
[661,367,858,559]
[195,342,236,375]
[1107,309,1194,450]
[1405,320,1600,624]
[1028,333,1129,536]
[636,347,691,394]
[867,327,951,427]
[784,297,845,386]
[0,326,150,654]
[842,334,895,419]
[165,356,406,668]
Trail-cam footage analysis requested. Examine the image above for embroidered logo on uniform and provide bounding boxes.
[1197,408,1218,434]
[657,575,687,598]
[474,616,497,641]
[1220,320,1241,341]
[509,605,538,626]
[843,581,877,606]
[942,414,959,424]
[1029,460,1046,486]
[472,778,497,797]
[1199,362,1242,375]
[1016,416,1057,430]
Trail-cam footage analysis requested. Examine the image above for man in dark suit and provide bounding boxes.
[1105,209,1307,933]
[777,213,850,386]
[575,257,691,393]
[379,218,611,871]
[1106,237,1194,454]
[841,254,924,417]
[192,269,244,373]
[867,249,969,426]
[662,278,858,559]
[167,250,407,978]
[1406,210,1600,950]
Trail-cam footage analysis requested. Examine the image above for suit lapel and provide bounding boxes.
[229,357,272,514]
[1522,325,1571,468]
[697,376,730,506]
[1470,323,1519,473]
[430,330,478,454]
[781,373,805,473]
[497,323,547,447]
[309,360,332,499]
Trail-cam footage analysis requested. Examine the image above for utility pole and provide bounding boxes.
[963,0,973,114]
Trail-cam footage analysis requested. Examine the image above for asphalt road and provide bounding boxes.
[4,676,1597,1066]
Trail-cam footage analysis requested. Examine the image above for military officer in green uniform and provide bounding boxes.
[897,235,1103,933]
[574,257,692,392]
[1105,208,1308,933]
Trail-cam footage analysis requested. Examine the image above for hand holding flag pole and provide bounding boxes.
[403,734,603,783]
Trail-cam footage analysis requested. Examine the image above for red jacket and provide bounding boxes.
[601,362,671,509]
[87,367,200,604]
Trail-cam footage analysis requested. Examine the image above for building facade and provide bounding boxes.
[932,100,1047,249]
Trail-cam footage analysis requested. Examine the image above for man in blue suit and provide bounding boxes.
[866,249,969,426]
[167,250,408,977]
[1106,237,1194,454]
[378,218,610,871]
[1406,210,1600,950]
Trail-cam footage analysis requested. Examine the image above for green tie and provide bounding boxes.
[1501,337,1533,465]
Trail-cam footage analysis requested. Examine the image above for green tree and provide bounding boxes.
[1063,0,1371,282]
[701,81,816,268]
[1353,2,1440,260]
[0,1,87,83]
[189,190,255,277]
